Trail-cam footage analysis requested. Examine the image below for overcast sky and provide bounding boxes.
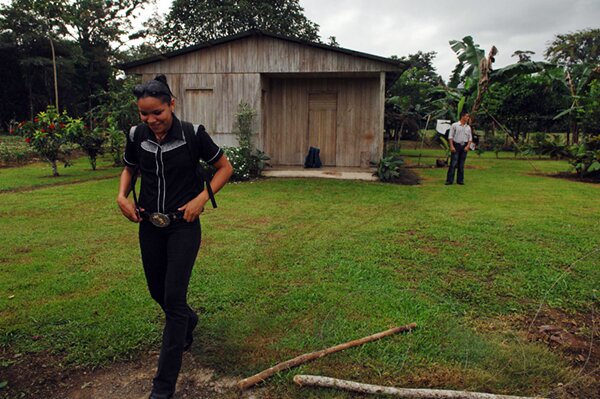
[137,0,599,81]
[2,0,595,81]
[303,0,600,81]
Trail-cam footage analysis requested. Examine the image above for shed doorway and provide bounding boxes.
[308,92,337,166]
[263,76,381,167]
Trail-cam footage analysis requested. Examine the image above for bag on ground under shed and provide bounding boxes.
[304,146,322,168]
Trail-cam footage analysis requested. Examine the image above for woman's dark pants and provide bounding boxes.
[139,219,201,396]
[446,143,468,184]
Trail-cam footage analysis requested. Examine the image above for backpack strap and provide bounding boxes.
[181,121,217,209]
[128,125,141,210]
[130,124,144,170]
[128,126,137,142]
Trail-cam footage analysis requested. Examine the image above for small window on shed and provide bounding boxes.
[184,88,216,133]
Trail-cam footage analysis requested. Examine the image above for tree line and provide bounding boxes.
[0,0,320,126]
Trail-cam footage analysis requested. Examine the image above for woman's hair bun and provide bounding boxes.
[154,74,168,85]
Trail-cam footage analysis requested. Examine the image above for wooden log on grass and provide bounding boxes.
[238,322,417,390]
[293,375,547,399]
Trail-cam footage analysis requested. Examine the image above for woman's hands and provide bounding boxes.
[117,195,142,223]
[178,196,206,222]
[162,156,232,223]
[117,166,142,223]
[177,155,232,223]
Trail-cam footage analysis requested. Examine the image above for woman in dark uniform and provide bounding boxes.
[116,75,233,399]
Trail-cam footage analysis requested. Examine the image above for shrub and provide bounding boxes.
[225,102,270,181]
[522,134,569,159]
[223,146,251,181]
[105,123,125,167]
[88,76,140,167]
[14,106,84,176]
[75,127,106,170]
[567,143,600,177]
[0,142,36,165]
[235,102,255,153]
[585,134,600,150]
[373,155,404,181]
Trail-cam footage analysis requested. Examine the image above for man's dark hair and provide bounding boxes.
[460,110,470,118]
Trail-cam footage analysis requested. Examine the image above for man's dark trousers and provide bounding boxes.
[446,142,468,184]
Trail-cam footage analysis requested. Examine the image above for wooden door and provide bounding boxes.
[308,92,337,166]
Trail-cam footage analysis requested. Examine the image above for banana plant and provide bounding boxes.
[551,65,599,144]
[445,36,553,126]
[448,36,485,90]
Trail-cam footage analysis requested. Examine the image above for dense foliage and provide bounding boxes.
[480,74,569,141]
[0,0,147,124]
[521,134,569,160]
[544,29,600,143]
[386,51,443,141]
[88,75,140,166]
[153,0,320,50]
[545,28,600,68]
[566,139,600,177]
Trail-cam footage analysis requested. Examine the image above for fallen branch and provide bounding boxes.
[238,322,417,390]
[293,375,546,399]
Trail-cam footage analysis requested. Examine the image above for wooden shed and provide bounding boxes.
[121,30,403,167]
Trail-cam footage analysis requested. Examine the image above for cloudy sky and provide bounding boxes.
[2,0,594,80]
[299,0,599,80]
[139,0,599,81]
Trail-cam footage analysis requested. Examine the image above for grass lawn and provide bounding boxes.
[1,155,598,398]
[397,145,554,161]
[0,155,121,192]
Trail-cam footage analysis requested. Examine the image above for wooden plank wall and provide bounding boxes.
[141,72,262,147]
[264,77,381,167]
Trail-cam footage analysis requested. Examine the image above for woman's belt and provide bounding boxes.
[139,210,185,228]
[129,168,188,228]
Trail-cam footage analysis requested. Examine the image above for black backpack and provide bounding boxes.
[304,146,322,168]
[129,121,217,208]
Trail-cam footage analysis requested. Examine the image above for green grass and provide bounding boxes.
[396,146,558,161]
[0,155,121,192]
[1,155,598,397]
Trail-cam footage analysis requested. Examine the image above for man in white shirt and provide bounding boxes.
[445,112,473,185]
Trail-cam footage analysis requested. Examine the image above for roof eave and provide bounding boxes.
[118,29,405,71]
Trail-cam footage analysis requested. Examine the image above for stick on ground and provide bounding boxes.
[238,322,417,390]
[293,375,547,399]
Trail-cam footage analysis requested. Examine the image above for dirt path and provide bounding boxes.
[2,351,260,399]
